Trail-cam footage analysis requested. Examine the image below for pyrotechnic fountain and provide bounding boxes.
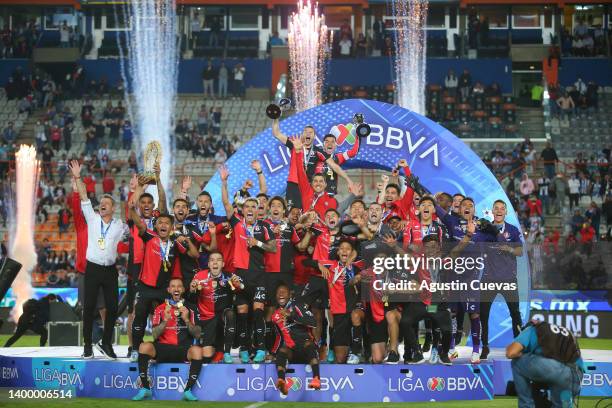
[121,0,178,195]
[392,0,428,114]
[9,145,40,320]
[288,0,332,112]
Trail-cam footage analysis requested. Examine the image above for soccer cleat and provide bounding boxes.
[132,388,152,401]
[211,351,224,363]
[347,354,360,365]
[449,349,459,360]
[410,351,426,364]
[182,389,198,401]
[223,353,233,364]
[480,345,490,361]
[439,353,452,366]
[82,345,94,359]
[327,349,335,363]
[471,352,481,364]
[129,350,139,363]
[429,347,439,365]
[276,378,289,395]
[239,350,250,363]
[253,349,266,363]
[308,376,321,390]
[384,350,400,364]
[95,342,117,360]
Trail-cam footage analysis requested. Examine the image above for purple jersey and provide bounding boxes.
[483,222,522,281]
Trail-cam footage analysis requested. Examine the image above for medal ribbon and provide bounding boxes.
[100,219,113,242]
[159,239,171,269]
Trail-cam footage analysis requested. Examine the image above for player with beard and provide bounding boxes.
[272,120,353,202]
[184,191,225,268]
[313,133,361,196]
[272,284,321,394]
[318,240,364,364]
[129,199,199,356]
[220,166,277,363]
[125,170,167,360]
[132,278,203,401]
[172,197,216,291]
[479,200,523,360]
[190,251,242,364]
[290,138,338,220]
[447,197,497,364]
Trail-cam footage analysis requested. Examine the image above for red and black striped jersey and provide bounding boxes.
[263,220,301,273]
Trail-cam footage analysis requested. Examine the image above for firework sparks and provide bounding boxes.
[392,0,428,114]
[288,0,332,112]
[120,0,178,197]
[9,145,39,321]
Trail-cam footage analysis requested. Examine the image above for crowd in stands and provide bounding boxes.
[547,78,600,120]
[201,60,246,99]
[560,18,608,57]
[1,21,39,58]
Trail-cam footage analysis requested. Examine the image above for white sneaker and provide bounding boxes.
[130,350,139,363]
[449,348,459,360]
[471,352,481,364]
[429,347,439,364]
[347,354,360,365]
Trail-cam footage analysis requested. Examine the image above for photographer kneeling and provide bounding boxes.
[506,320,584,408]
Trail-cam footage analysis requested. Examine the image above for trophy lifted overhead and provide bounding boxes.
[143,141,163,185]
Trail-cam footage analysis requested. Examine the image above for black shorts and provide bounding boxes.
[266,272,293,302]
[153,342,191,363]
[128,262,142,281]
[300,275,329,310]
[367,316,388,344]
[235,269,267,305]
[332,313,352,347]
[134,282,166,313]
[198,315,219,347]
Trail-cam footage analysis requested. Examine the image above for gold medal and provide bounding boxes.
[97,238,106,250]
[163,261,168,272]
[382,295,389,307]
[174,308,180,317]
[177,301,184,309]
[225,229,232,239]
[328,167,334,180]
[212,280,218,289]
[197,283,202,291]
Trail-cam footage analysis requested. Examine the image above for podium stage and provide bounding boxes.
[1,346,610,402]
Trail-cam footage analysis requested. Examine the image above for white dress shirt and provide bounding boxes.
[81,200,128,266]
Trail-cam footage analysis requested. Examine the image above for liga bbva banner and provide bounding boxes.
[204,99,530,347]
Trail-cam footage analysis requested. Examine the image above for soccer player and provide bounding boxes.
[448,197,497,363]
[220,165,277,363]
[271,284,321,394]
[132,278,203,401]
[313,132,361,195]
[172,197,216,291]
[129,200,199,354]
[480,199,523,360]
[291,138,339,220]
[319,240,363,363]
[184,191,224,268]
[191,251,242,364]
[126,172,166,360]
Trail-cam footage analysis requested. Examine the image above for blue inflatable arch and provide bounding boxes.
[204,99,529,346]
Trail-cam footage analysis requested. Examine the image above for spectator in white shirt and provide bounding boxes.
[444,69,458,97]
[339,35,352,57]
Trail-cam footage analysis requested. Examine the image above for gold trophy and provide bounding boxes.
[143,141,162,184]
